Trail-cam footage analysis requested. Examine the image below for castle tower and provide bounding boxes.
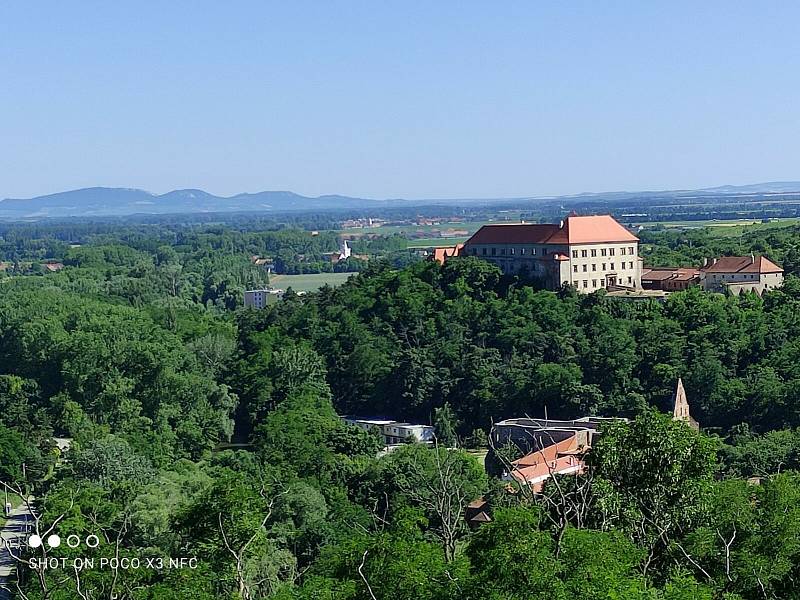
[672,378,699,430]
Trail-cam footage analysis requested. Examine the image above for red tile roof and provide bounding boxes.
[431,244,464,264]
[672,269,701,281]
[465,215,637,246]
[642,267,699,281]
[546,215,638,244]
[467,223,559,245]
[641,268,676,281]
[509,436,587,492]
[701,256,783,274]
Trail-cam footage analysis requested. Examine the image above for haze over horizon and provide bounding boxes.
[3,2,800,200]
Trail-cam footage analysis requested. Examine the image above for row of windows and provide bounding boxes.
[472,247,547,257]
[572,261,635,273]
[572,246,635,259]
[570,276,635,289]
[710,273,763,281]
[469,245,637,258]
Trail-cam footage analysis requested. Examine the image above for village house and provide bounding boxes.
[641,267,700,291]
[342,417,435,447]
[700,255,783,295]
[43,262,65,272]
[491,380,698,492]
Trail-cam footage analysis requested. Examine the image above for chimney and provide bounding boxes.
[712,258,718,266]
[702,258,708,267]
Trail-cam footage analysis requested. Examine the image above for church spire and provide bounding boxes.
[672,378,699,430]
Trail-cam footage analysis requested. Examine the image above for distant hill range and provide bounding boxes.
[2,182,800,219]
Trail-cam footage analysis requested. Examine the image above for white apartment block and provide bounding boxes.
[243,288,284,309]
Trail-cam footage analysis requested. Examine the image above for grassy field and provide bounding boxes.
[705,218,800,238]
[269,272,354,292]
[634,217,800,231]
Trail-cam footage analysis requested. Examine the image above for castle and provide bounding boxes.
[453,213,643,292]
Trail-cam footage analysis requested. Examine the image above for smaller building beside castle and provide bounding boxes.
[700,255,783,295]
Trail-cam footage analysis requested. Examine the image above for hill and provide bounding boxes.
[3,181,800,219]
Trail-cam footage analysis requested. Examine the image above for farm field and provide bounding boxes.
[269,272,354,292]
[633,217,800,231]
[705,217,800,237]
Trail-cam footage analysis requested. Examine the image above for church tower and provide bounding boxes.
[672,378,699,430]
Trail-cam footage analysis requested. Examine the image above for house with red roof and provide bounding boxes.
[641,267,701,291]
[459,213,642,292]
[700,254,783,295]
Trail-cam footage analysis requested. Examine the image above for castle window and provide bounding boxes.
[500,248,506,255]
[610,263,615,270]
[573,265,578,273]
[531,248,537,255]
[629,246,634,254]
[491,248,496,256]
[582,264,588,272]
[572,250,578,258]
[592,264,597,271]
[583,280,588,288]
[482,248,487,255]
[591,249,597,257]
[581,250,588,258]
[601,248,607,257]
[602,263,606,270]
[629,261,633,269]
[592,279,597,287]
[609,248,615,256]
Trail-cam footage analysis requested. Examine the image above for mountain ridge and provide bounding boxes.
[3,182,800,219]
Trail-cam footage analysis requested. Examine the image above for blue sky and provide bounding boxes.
[2,1,800,199]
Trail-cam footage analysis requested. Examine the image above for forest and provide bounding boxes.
[2,217,800,598]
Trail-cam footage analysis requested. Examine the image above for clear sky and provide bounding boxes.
[2,1,800,199]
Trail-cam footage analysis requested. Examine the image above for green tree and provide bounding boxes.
[386,444,487,561]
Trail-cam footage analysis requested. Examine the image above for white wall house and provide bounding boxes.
[700,255,784,295]
[243,288,284,308]
[343,417,435,446]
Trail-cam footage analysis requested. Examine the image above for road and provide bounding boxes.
[0,502,33,599]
